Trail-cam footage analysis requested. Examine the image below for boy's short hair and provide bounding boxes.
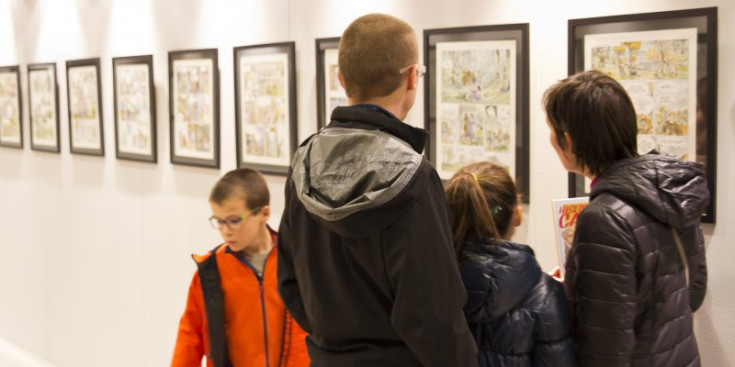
[338,13,418,101]
[543,70,638,176]
[210,168,269,210]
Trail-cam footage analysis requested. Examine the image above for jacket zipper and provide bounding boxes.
[245,249,272,367]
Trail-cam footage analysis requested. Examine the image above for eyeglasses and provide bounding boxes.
[399,64,426,78]
[208,206,262,230]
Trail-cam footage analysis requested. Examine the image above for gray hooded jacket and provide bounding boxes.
[277,105,478,367]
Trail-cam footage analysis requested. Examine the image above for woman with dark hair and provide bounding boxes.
[445,161,576,367]
[543,70,709,367]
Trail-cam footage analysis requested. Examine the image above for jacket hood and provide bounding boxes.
[460,240,541,320]
[591,154,709,228]
[289,106,430,238]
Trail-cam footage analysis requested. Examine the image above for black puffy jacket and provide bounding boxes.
[460,239,576,367]
[564,154,709,367]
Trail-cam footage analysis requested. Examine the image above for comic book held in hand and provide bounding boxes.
[551,197,589,277]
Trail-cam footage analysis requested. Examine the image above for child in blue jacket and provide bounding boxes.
[445,161,576,367]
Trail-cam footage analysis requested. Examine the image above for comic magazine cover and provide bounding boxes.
[551,197,589,277]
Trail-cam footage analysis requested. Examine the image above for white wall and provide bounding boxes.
[0,0,732,366]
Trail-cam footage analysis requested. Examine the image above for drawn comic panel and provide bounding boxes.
[172,58,214,159]
[29,68,57,146]
[437,40,514,105]
[116,63,152,155]
[586,28,696,161]
[0,70,21,144]
[68,65,101,150]
[239,52,290,166]
[483,104,513,153]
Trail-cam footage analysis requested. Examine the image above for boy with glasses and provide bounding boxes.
[172,168,309,367]
[277,13,478,366]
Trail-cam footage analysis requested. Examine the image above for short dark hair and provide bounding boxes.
[543,70,638,176]
[209,168,269,210]
[338,13,418,101]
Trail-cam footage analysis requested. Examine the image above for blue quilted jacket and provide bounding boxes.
[459,239,576,367]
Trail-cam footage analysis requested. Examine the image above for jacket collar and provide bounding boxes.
[328,105,428,154]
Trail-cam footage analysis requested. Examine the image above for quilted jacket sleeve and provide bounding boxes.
[533,275,576,367]
[676,224,707,311]
[564,203,637,367]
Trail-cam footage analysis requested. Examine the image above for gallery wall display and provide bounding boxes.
[28,63,60,153]
[234,42,297,175]
[424,24,530,201]
[66,58,104,156]
[113,55,157,163]
[168,48,220,168]
[315,37,346,129]
[569,7,718,222]
[0,65,23,149]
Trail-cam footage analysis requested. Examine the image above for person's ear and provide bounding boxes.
[512,205,522,227]
[407,66,419,90]
[563,132,574,155]
[258,205,271,221]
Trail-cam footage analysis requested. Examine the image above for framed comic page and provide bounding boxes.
[569,7,718,223]
[28,63,60,152]
[168,48,219,168]
[113,55,157,162]
[66,58,104,156]
[234,42,297,175]
[315,37,347,129]
[424,24,530,201]
[0,65,23,149]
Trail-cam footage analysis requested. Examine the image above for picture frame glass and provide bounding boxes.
[115,61,154,158]
[172,58,215,160]
[68,64,103,152]
[237,51,291,167]
[29,64,59,151]
[0,67,23,147]
[569,8,717,222]
[435,40,517,179]
[425,25,530,201]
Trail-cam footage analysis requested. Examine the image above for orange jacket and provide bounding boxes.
[171,232,310,367]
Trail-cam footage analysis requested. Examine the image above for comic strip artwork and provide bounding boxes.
[585,28,697,161]
[323,49,347,122]
[0,69,22,145]
[68,65,102,150]
[238,53,290,166]
[116,64,152,156]
[436,40,516,179]
[29,67,58,149]
[172,58,214,160]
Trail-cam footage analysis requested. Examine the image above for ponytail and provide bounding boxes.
[444,162,519,258]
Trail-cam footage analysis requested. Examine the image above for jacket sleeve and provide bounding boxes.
[564,204,636,367]
[382,169,478,367]
[677,224,707,311]
[533,275,577,367]
[277,180,312,333]
[171,273,206,367]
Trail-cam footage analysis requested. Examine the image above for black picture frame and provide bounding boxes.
[424,24,530,201]
[233,41,298,175]
[113,55,157,163]
[66,58,104,156]
[315,37,345,129]
[168,48,220,168]
[0,65,24,149]
[27,62,60,153]
[569,7,717,223]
